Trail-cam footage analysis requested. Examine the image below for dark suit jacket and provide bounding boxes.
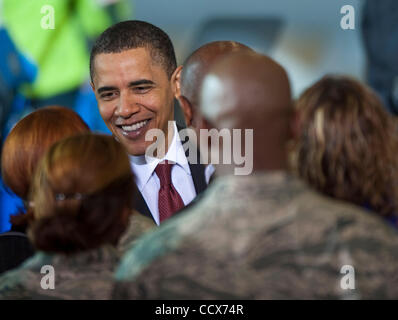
[133,125,207,222]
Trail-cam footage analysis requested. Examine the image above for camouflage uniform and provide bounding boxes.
[0,245,119,299]
[0,213,155,299]
[114,172,398,299]
[117,211,156,254]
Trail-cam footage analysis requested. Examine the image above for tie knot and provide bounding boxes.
[155,160,173,187]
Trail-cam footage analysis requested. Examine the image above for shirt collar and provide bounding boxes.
[129,121,191,191]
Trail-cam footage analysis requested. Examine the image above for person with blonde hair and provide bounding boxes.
[293,75,398,227]
[0,133,149,299]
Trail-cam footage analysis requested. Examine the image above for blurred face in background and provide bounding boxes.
[92,47,179,156]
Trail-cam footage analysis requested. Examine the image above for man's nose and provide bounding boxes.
[115,91,140,118]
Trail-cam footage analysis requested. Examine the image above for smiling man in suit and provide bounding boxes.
[90,20,207,225]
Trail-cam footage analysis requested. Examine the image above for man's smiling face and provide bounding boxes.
[92,47,177,156]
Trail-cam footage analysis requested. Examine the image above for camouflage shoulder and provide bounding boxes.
[115,213,188,281]
[117,211,157,254]
[0,267,35,299]
[0,253,55,299]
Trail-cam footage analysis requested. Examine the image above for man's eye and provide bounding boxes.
[134,86,152,93]
[100,92,116,100]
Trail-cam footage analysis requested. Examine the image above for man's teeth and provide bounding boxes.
[122,120,148,131]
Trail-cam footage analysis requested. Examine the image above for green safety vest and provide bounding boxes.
[3,0,129,99]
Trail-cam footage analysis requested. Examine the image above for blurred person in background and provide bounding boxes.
[113,52,398,299]
[0,134,145,299]
[2,107,90,232]
[362,0,398,115]
[0,8,37,232]
[0,20,37,143]
[0,106,89,274]
[2,0,131,110]
[178,41,252,141]
[177,40,253,184]
[292,75,398,229]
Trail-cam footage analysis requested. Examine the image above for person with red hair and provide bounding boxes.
[0,134,147,299]
[0,106,89,273]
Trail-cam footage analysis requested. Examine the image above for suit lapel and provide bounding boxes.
[133,188,153,221]
[189,161,207,194]
[177,125,207,195]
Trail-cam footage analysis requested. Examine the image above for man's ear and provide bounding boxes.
[90,81,95,93]
[172,65,183,98]
[177,95,193,127]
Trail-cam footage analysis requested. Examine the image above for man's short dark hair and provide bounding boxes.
[90,20,177,81]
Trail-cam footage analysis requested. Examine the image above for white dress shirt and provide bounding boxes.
[129,122,197,225]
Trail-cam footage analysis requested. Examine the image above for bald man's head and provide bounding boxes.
[178,41,252,129]
[200,51,292,173]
